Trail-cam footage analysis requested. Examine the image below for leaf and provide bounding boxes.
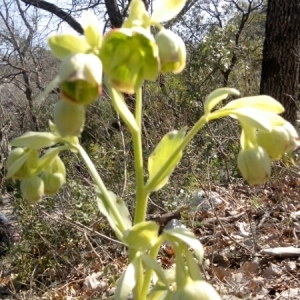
[81,11,102,48]
[6,150,30,179]
[106,81,139,133]
[96,190,132,240]
[115,258,138,300]
[147,127,186,192]
[162,228,204,263]
[184,248,202,281]
[223,95,284,113]
[151,0,187,22]
[123,221,159,250]
[35,148,61,174]
[48,35,91,59]
[204,87,240,115]
[141,254,169,287]
[10,132,59,149]
[36,76,61,107]
[232,108,286,131]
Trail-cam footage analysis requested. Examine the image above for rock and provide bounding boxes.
[82,272,106,292]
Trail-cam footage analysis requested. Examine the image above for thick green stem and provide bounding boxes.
[140,236,164,299]
[75,144,127,234]
[133,87,149,224]
[130,87,147,299]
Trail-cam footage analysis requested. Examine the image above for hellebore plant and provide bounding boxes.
[6,0,300,299]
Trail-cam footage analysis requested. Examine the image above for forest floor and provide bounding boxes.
[1,171,300,299]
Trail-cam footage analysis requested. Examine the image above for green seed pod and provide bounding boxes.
[53,100,85,137]
[21,176,44,204]
[41,171,65,195]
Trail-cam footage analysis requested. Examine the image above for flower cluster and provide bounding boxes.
[6,144,66,203]
[204,88,300,185]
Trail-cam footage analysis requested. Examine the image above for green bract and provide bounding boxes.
[59,53,102,105]
[257,121,300,160]
[53,100,85,137]
[6,148,38,179]
[151,0,187,23]
[237,146,271,186]
[81,10,102,49]
[122,0,150,29]
[48,35,91,60]
[100,27,159,93]
[21,176,44,204]
[155,29,186,74]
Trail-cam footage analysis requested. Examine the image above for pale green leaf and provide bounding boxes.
[106,81,139,133]
[232,108,286,131]
[141,254,169,287]
[204,87,240,115]
[48,35,91,60]
[163,228,204,263]
[36,76,60,108]
[184,248,202,281]
[81,11,102,48]
[123,221,158,250]
[223,95,284,113]
[35,148,61,174]
[96,190,131,240]
[147,127,186,192]
[10,132,59,149]
[6,150,30,179]
[151,0,187,22]
[115,258,138,300]
[148,286,170,300]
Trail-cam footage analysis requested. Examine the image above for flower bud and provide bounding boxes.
[53,100,85,137]
[100,27,159,93]
[21,176,44,204]
[171,279,221,300]
[257,122,300,160]
[237,146,271,186]
[6,148,38,179]
[155,29,186,74]
[41,171,65,195]
[59,53,102,105]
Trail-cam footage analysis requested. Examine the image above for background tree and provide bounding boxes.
[260,0,300,125]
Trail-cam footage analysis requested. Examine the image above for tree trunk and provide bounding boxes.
[260,0,300,125]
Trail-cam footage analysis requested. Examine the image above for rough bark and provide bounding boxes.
[260,0,300,125]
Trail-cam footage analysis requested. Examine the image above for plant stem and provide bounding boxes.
[133,87,149,224]
[75,144,126,234]
[140,236,164,299]
[130,87,147,299]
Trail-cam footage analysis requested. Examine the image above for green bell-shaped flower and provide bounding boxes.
[237,146,271,186]
[21,176,44,204]
[257,121,300,160]
[100,27,159,93]
[171,278,221,300]
[53,100,85,137]
[155,29,186,74]
[59,53,102,105]
[41,171,65,195]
